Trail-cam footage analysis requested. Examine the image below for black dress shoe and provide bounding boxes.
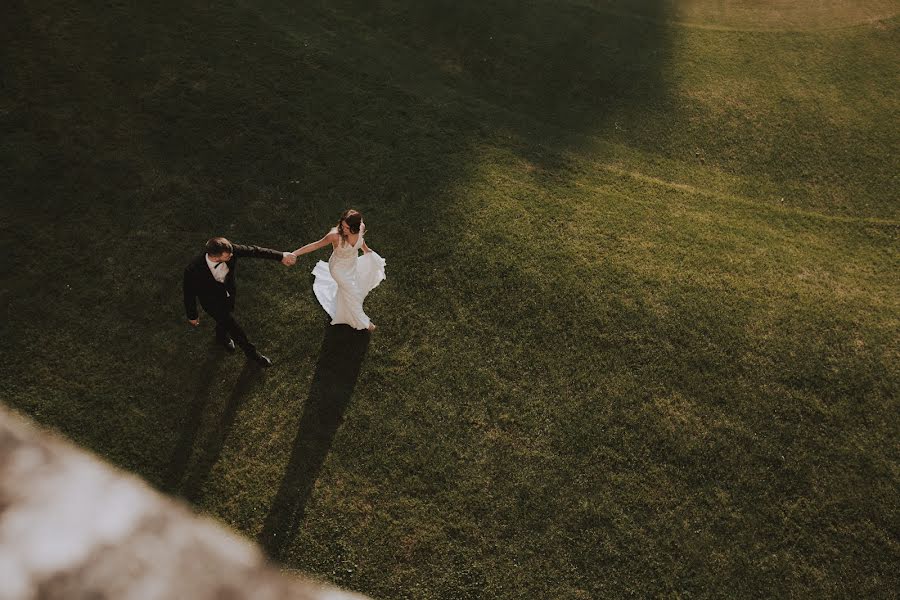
[249,352,272,368]
[223,338,236,353]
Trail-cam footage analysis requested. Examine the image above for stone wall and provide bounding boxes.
[0,406,371,600]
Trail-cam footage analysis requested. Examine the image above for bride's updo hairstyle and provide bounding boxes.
[337,209,362,246]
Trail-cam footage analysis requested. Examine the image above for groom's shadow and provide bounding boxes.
[258,324,370,560]
[162,349,263,499]
[161,348,221,493]
[180,361,262,502]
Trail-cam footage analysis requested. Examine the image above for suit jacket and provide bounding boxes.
[183,243,284,320]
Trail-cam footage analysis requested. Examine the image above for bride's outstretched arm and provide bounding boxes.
[361,240,372,254]
[292,232,338,257]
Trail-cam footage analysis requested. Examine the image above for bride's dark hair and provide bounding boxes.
[337,209,362,246]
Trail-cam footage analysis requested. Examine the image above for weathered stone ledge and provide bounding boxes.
[0,405,371,600]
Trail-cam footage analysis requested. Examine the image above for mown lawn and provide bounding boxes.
[1,1,898,598]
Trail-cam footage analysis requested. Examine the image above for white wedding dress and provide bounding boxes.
[312,229,386,330]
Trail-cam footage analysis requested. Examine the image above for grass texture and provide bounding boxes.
[1,1,898,598]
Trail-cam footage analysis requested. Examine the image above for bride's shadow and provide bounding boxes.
[258,323,370,560]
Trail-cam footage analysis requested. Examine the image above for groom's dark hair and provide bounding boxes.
[205,237,233,257]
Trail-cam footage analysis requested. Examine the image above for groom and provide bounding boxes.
[183,237,296,367]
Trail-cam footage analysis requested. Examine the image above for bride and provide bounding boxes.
[292,209,385,331]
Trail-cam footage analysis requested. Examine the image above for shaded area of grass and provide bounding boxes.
[1,1,898,598]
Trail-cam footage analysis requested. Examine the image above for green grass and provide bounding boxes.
[1,1,898,598]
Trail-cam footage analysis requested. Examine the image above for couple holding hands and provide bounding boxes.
[183,209,385,367]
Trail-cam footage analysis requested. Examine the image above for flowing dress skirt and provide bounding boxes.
[312,251,386,330]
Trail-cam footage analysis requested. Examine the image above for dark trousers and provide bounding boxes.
[211,311,257,356]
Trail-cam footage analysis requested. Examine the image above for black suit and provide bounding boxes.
[183,244,284,355]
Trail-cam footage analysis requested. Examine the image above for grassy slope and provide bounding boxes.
[1,1,898,598]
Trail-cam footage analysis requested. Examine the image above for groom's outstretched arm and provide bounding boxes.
[231,243,284,260]
[232,243,295,265]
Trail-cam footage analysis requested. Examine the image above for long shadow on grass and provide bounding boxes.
[161,348,222,493]
[180,362,263,501]
[258,324,371,560]
[163,358,263,499]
